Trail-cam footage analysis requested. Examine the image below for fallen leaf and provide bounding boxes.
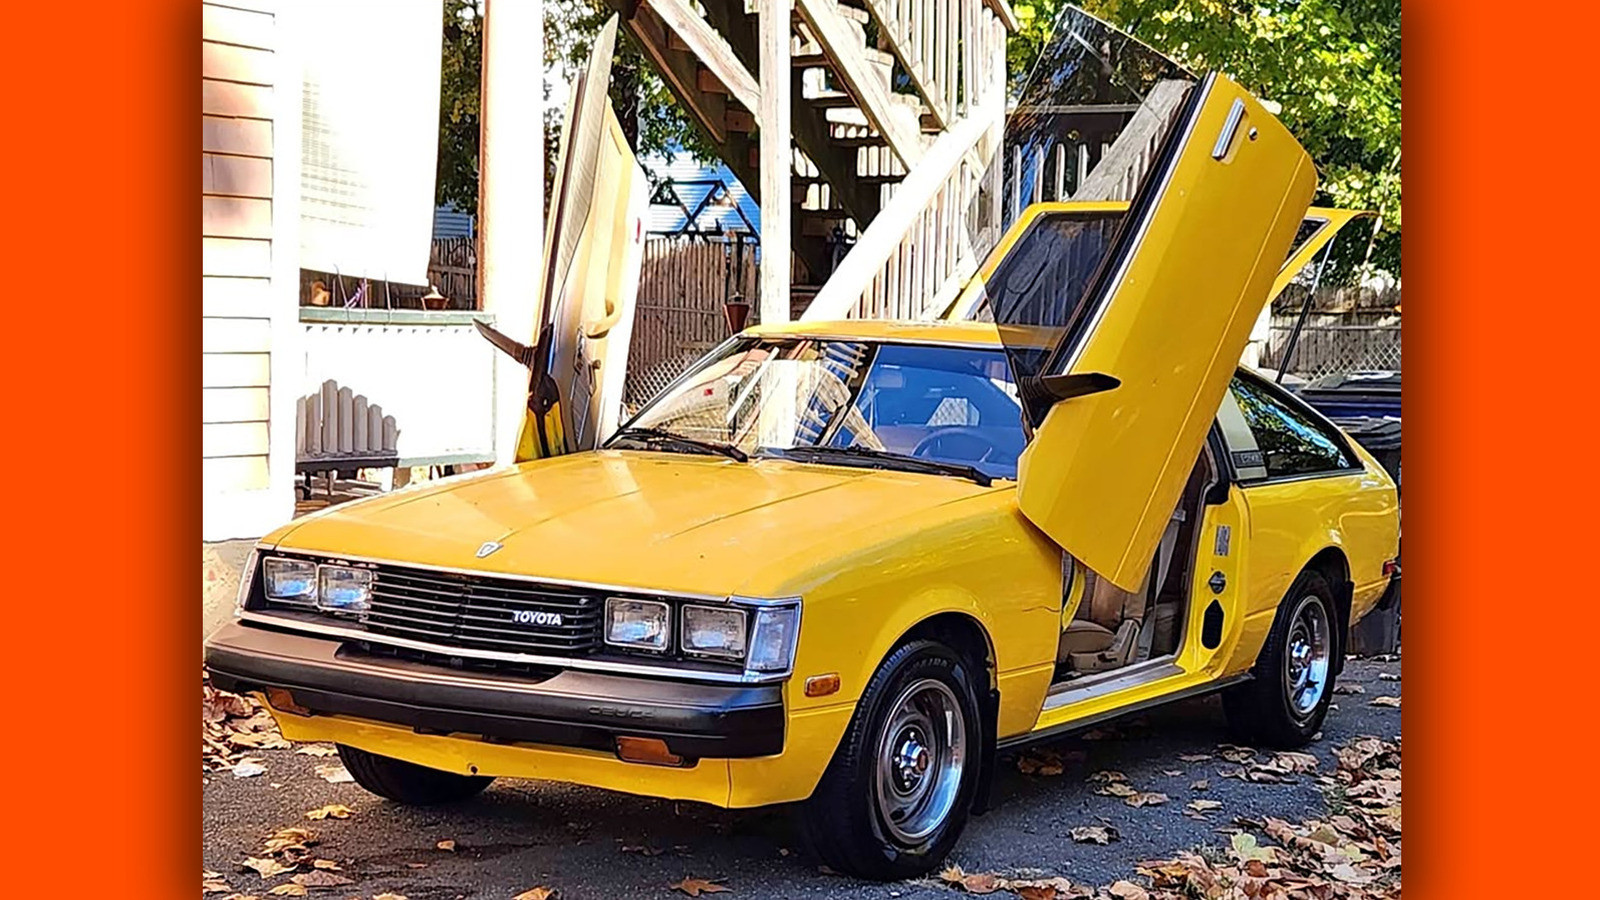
[1334,683,1365,695]
[267,885,306,897]
[233,760,267,778]
[1178,753,1212,762]
[435,839,456,852]
[241,857,294,878]
[220,895,261,900]
[1271,751,1320,773]
[1371,696,1401,708]
[291,870,353,888]
[1190,779,1209,791]
[1378,672,1400,681]
[1187,799,1223,813]
[304,804,353,821]
[1107,880,1149,900]
[1124,791,1169,808]
[313,764,354,784]
[1229,833,1276,863]
[1087,770,1128,784]
[372,894,409,900]
[203,878,232,893]
[1161,769,1183,777]
[514,889,556,900]
[293,744,340,757]
[1069,825,1118,844]
[1016,887,1057,900]
[1216,744,1256,763]
[405,863,427,869]
[670,877,730,896]
[621,844,664,856]
[310,859,340,870]
[261,827,316,856]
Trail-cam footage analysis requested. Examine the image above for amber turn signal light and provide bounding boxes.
[615,736,685,767]
[264,688,311,716]
[804,673,841,697]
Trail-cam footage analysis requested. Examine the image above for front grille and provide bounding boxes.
[362,564,603,656]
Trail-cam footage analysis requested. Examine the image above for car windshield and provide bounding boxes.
[614,339,1026,480]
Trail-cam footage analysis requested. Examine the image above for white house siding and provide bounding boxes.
[203,0,299,540]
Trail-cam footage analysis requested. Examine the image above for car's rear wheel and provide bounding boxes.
[1223,569,1338,748]
[801,639,983,881]
[336,744,495,804]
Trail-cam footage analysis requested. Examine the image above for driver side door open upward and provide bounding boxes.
[1004,74,1316,590]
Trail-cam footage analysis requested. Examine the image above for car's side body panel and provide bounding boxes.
[761,489,1064,737]
[1235,457,1401,648]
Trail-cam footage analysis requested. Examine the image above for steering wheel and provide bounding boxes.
[911,427,997,464]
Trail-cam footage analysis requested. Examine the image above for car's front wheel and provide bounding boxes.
[801,639,983,881]
[1223,569,1338,748]
[336,744,495,804]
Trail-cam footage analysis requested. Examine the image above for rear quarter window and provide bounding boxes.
[1230,374,1357,480]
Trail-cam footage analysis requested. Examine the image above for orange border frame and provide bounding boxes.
[5,0,1590,895]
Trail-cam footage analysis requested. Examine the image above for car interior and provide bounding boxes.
[1054,445,1218,681]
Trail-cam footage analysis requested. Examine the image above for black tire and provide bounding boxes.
[336,744,495,805]
[801,639,984,881]
[1223,569,1339,748]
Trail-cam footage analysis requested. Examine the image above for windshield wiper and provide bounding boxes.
[766,445,992,486]
[609,426,749,462]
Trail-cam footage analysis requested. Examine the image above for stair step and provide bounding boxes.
[806,91,859,109]
[792,46,895,70]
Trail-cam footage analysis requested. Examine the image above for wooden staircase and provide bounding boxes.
[607,0,1016,322]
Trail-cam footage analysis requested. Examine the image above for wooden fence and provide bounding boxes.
[298,237,478,310]
[625,236,759,409]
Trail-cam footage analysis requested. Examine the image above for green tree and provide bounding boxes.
[436,0,710,219]
[1011,0,1401,274]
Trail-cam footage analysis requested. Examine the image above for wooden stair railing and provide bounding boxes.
[608,0,1017,322]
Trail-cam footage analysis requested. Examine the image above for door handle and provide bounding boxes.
[1211,99,1247,160]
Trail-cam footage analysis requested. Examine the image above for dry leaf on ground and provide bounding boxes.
[267,885,306,897]
[435,839,456,852]
[1370,696,1401,708]
[313,764,354,784]
[372,894,410,900]
[1178,753,1212,762]
[290,870,353,888]
[304,804,353,821]
[241,857,294,878]
[1190,779,1209,791]
[261,827,316,856]
[203,878,232,893]
[310,859,340,870]
[1107,880,1149,900]
[1069,825,1119,844]
[670,877,731,896]
[1187,799,1223,813]
[293,744,339,757]
[514,889,557,900]
[1124,791,1168,808]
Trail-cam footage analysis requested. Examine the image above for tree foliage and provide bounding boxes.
[1012,0,1401,274]
[436,0,710,218]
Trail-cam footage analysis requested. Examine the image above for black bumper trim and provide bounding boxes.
[204,622,785,759]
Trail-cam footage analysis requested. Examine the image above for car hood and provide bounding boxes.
[271,450,1002,596]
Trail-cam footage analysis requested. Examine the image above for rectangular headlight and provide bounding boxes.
[681,605,747,659]
[317,564,372,614]
[605,598,670,652]
[745,603,801,674]
[262,557,317,604]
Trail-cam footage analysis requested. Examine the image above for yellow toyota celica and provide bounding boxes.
[204,9,1399,880]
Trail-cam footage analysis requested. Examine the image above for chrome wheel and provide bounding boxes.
[1283,595,1332,721]
[873,678,966,845]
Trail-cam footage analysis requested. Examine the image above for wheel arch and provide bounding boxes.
[1304,546,1353,676]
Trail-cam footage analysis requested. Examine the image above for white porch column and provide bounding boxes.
[478,0,545,465]
[757,0,792,325]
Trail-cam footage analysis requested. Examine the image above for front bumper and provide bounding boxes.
[204,621,786,760]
